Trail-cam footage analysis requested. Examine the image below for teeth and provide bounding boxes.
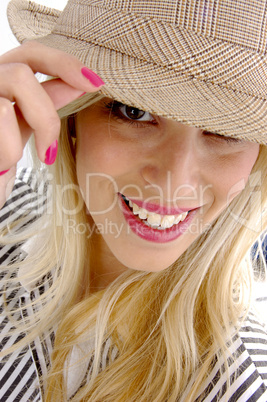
[123,195,189,230]
[174,211,188,224]
[147,213,161,227]
[139,208,148,219]
[161,215,175,229]
[132,203,140,215]
[180,212,188,222]
[174,215,182,224]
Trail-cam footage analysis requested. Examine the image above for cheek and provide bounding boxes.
[209,147,259,204]
[76,124,134,177]
[75,124,137,214]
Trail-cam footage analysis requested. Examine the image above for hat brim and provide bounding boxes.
[7,0,61,42]
[7,0,267,144]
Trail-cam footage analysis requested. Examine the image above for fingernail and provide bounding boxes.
[79,91,87,98]
[0,169,9,176]
[81,67,105,88]
[45,140,58,165]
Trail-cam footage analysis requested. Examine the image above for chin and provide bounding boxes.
[117,252,178,273]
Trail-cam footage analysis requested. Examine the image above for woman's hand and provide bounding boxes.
[0,40,104,206]
[0,40,104,167]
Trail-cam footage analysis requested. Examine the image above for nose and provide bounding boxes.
[140,126,203,201]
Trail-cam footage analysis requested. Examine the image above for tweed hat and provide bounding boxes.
[7,0,267,145]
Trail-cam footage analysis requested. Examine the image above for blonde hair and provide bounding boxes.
[0,92,266,401]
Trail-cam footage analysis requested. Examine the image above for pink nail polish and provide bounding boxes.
[45,140,58,165]
[0,169,9,176]
[81,67,105,88]
[79,91,87,98]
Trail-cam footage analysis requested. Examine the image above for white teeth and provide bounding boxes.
[174,215,182,224]
[180,212,188,221]
[161,215,175,229]
[123,196,190,230]
[174,211,188,224]
[147,213,161,227]
[139,208,148,219]
[132,203,140,215]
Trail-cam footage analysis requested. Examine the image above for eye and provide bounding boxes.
[103,100,157,126]
[119,104,154,122]
[202,130,243,144]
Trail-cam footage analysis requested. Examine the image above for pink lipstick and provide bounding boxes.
[119,194,198,243]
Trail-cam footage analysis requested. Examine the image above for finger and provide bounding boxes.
[41,78,86,111]
[14,79,85,142]
[0,41,105,93]
[0,166,17,211]
[0,98,23,170]
[0,63,61,162]
[0,67,86,163]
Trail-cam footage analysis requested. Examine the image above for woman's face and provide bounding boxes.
[75,97,259,272]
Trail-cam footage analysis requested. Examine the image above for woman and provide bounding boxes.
[0,0,267,400]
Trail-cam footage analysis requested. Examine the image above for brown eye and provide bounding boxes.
[124,106,146,120]
[104,100,157,125]
[119,104,154,122]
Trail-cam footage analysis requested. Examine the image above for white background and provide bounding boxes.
[0,0,19,55]
[0,0,68,55]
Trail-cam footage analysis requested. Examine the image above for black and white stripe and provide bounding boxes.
[193,313,267,401]
[0,168,267,401]
[0,168,49,401]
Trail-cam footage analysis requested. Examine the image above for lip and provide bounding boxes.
[124,196,193,215]
[118,194,199,244]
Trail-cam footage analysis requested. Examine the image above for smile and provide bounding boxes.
[124,196,188,230]
[119,194,198,243]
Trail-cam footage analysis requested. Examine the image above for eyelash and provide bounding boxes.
[104,100,157,127]
[202,130,243,144]
[104,101,244,145]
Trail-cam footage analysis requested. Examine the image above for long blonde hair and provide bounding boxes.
[1,93,266,401]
